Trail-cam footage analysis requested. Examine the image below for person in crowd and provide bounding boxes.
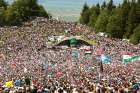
[0,17,140,93]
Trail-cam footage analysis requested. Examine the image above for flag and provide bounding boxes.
[122,55,140,63]
[15,80,21,87]
[121,51,132,55]
[84,46,92,54]
[71,51,79,57]
[5,81,13,88]
[85,49,92,54]
[101,54,111,64]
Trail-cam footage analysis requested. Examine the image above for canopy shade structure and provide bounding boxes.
[70,38,78,46]
[55,38,92,47]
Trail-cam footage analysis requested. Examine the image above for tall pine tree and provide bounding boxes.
[0,0,7,26]
[0,0,7,9]
[136,0,140,24]
[79,3,90,24]
[125,1,137,38]
[95,9,109,33]
[119,0,131,38]
[107,8,124,38]
[130,24,140,44]
[107,0,115,12]
[101,1,106,9]
[88,4,100,27]
[5,0,48,25]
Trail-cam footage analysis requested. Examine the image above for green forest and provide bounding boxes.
[80,0,140,44]
[0,0,49,26]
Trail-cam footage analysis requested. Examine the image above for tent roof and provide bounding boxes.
[55,38,92,47]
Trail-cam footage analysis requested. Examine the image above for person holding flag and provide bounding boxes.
[122,51,140,63]
[101,54,111,64]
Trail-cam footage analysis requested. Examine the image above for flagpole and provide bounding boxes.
[97,60,104,93]
[98,60,103,81]
[42,54,48,85]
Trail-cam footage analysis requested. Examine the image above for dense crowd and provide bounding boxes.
[0,17,140,93]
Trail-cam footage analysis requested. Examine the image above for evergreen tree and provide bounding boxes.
[101,1,106,9]
[82,3,89,13]
[130,24,140,44]
[0,0,7,26]
[0,0,7,9]
[138,0,140,3]
[136,0,140,24]
[96,3,100,9]
[5,5,22,25]
[95,9,109,32]
[88,4,100,27]
[107,0,115,12]
[125,2,137,38]
[106,8,124,38]
[80,3,90,24]
[79,0,140,44]
[119,0,131,38]
[5,0,48,25]
[0,8,5,26]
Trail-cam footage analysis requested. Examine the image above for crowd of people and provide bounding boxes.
[0,17,140,93]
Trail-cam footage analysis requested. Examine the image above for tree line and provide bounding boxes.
[0,0,49,26]
[80,0,140,44]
